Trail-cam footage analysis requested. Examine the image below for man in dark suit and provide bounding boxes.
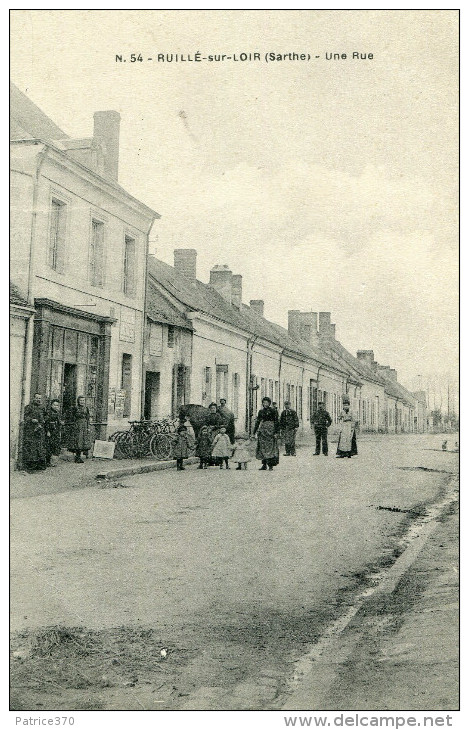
[280,400,300,455]
[312,401,332,456]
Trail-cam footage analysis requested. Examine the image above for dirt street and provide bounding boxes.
[10,433,458,710]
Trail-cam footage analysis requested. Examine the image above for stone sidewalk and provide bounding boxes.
[283,495,459,711]
[10,452,198,500]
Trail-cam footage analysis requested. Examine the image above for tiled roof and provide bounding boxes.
[381,376,415,406]
[319,337,381,386]
[146,281,193,330]
[10,282,30,307]
[147,256,347,373]
[10,83,68,141]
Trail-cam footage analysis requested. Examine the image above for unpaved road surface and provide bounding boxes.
[10,434,458,710]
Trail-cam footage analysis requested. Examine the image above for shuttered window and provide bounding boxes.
[233,373,240,418]
[123,235,136,296]
[49,199,66,272]
[90,220,105,287]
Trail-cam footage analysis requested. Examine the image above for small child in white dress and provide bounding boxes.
[231,435,252,470]
[211,426,232,469]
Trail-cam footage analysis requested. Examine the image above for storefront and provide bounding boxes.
[30,299,114,441]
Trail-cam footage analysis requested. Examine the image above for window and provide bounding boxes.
[149,323,163,356]
[298,386,303,419]
[49,199,66,272]
[90,219,105,286]
[216,364,229,402]
[167,326,175,348]
[121,353,132,417]
[269,379,274,401]
[123,235,136,296]
[203,366,212,404]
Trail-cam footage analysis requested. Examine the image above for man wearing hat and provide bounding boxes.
[312,400,332,456]
[280,400,300,455]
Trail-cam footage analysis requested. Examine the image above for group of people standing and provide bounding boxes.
[21,391,357,475]
[155,394,358,474]
[21,394,92,473]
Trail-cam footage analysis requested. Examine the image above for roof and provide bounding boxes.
[10,83,68,141]
[146,281,193,330]
[381,376,416,406]
[147,256,346,372]
[10,282,29,307]
[322,338,385,387]
[10,83,159,220]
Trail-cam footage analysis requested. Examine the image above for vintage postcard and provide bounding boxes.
[9,9,459,724]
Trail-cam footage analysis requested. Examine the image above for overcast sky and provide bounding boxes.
[10,10,459,389]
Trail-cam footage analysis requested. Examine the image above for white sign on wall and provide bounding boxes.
[120,307,136,343]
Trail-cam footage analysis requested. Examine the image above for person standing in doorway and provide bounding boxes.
[280,400,300,456]
[68,396,92,463]
[45,398,63,466]
[312,401,332,456]
[22,394,47,472]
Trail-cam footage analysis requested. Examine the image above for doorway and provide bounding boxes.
[62,363,77,414]
[144,371,160,420]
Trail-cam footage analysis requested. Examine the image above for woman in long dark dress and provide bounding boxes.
[68,396,92,463]
[203,402,224,466]
[45,398,62,466]
[252,397,280,470]
[22,394,47,472]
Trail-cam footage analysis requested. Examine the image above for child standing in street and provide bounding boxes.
[196,425,212,469]
[173,425,192,471]
[231,435,252,470]
[211,426,232,469]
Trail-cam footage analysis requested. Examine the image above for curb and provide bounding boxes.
[95,457,199,481]
[281,478,459,710]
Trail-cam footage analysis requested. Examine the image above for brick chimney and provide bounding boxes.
[250,300,264,317]
[288,310,301,339]
[388,368,398,381]
[210,265,232,304]
[93,110,120,180]
[174,249,197,282]
[318,312,331,335]
[231,275,243,310]
[357,350,375,368]
[298,312,319,347]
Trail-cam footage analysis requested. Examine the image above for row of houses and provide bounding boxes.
[9,83,427,464]
[143,251,427,437]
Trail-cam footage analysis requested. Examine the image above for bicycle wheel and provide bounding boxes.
[134,432,151,458]
[115,431,133,459]
[149,433,172,460]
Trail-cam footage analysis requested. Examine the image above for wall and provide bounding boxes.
[10,144,41,299]
[11,142,154,439]
[10,310,30,459]
[190,316,248,428]
[143,321,192,419]
[358,379,386,433]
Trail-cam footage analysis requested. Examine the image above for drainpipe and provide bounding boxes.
[21,146,49,419]
[245,335,258,433]
[141,216,157,418]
